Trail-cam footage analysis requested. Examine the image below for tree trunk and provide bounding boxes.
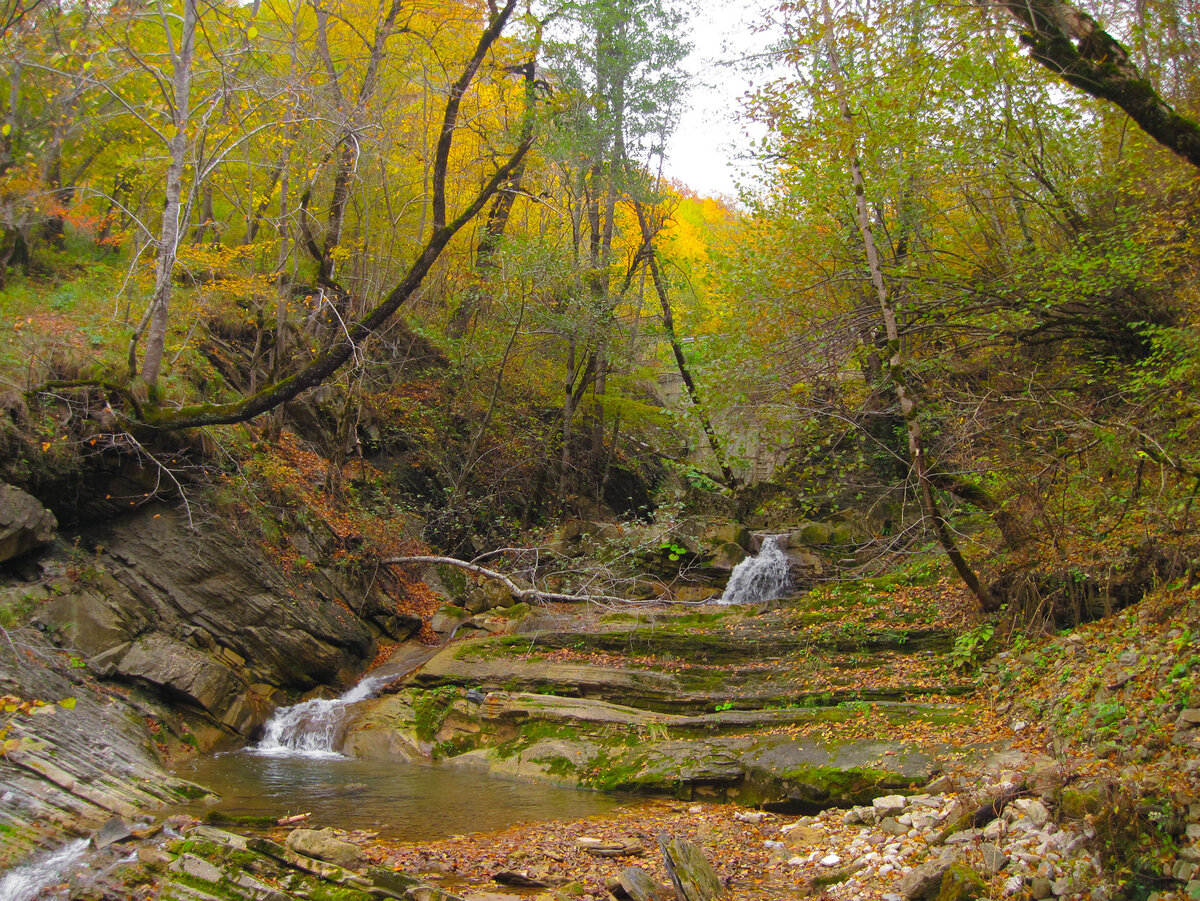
[118,0,527,430]
[821,0,993,610]
[137,0,196,389]
[993,0,1200,170]
[632,200,735,487]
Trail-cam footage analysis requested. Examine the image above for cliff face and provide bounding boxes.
[17,500,418,745]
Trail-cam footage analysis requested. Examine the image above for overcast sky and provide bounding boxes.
[663,1,776,199]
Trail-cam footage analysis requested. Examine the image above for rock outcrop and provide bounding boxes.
[31,504,396,739]
[0,483,57,563]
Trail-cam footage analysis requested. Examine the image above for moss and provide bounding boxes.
[936,863,988,901]
[173,781,215,800]
[532,753,579,777]
[203,811,278,828]
[777,764,922,806]
[412,686,458,741]
[435,563,469,600]
[304,885,375,901]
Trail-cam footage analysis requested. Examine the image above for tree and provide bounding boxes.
[97,0,534,431]
[814,0,992,608]
[542,0,688,498]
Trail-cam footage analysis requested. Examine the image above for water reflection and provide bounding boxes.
[174,753,628,840]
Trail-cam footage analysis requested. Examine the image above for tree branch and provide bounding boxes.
[383,555,657,606]
[994,0,1200,169]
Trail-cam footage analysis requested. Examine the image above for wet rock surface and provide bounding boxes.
[0,645,207,869]
[343,593,976,805]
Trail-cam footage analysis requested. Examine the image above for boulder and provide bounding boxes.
[708,542,747,572]
[788,523,834,547]
[703,522,751,551]
[897,851,958,899]
[0,484,56,562]
[285,827,365,869]
[935,863,988,901]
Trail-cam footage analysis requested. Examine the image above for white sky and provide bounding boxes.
[663,1,776,199]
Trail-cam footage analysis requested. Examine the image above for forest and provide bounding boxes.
[3,0,1200,897]
[3,0,1198,617]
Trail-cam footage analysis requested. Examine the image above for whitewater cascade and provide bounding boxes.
[719,535,791,604]
[254,675,390,757]
[0,838,89,901]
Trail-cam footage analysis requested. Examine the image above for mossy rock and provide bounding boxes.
[1061,785,1106,818]
[935,863,988,901]
[790,523,834,547]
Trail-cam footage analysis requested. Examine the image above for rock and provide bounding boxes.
[577,836,645,858]
[704,522,751,551]
[843,805,875,825]
[782,825,824,848]
[874,794,908,817]
[116,632,241,713]
[1030,876,1053,899]
[659,835,723,901]
[169,852,227,884]
[431,605,471,634]
[92,816,133,849]
[897,852,957,899]
[1060,786,1105,819]
[935,863,988,901]
[406,888,467,901]
[820,853,843,867]
[137,846,173,869]
[1177,709,1200,729]
[0,484,56,562]
[1013,798,1051,828]
[980,843,1009,875]
[789,523,834,547]
[733,811,767,824]
[881,817,910,836]
[493,870,550,888]
[285,827,365,869]
[709,542,747,572]
[615,866,674,901]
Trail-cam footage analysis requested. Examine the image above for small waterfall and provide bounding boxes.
[254,675,389,758]
[719,535,791,604]
[0,839,89,901]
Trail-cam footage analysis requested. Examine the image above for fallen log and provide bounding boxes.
[382,555,681,606]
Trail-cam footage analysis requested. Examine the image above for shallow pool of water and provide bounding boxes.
[174,753,630,841]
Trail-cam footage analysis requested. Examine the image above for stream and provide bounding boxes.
[171,672,627,841]
[174,753,628,840]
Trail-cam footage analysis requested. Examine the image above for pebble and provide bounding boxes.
[775,783,1133,901]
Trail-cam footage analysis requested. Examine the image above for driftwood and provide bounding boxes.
[382,555,669,606]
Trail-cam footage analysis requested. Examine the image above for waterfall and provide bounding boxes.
[719,535,791,604]
[254,675,389,758]
[0,839,89,901]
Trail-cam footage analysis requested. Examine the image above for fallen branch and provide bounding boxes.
[382,555,668,606]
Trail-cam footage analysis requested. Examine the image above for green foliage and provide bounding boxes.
[948,623,995,672]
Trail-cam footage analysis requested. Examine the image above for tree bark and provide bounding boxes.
[385,555,657,606]
[632,200,735,487]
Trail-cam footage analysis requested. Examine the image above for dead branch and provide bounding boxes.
[383,555,672,606]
